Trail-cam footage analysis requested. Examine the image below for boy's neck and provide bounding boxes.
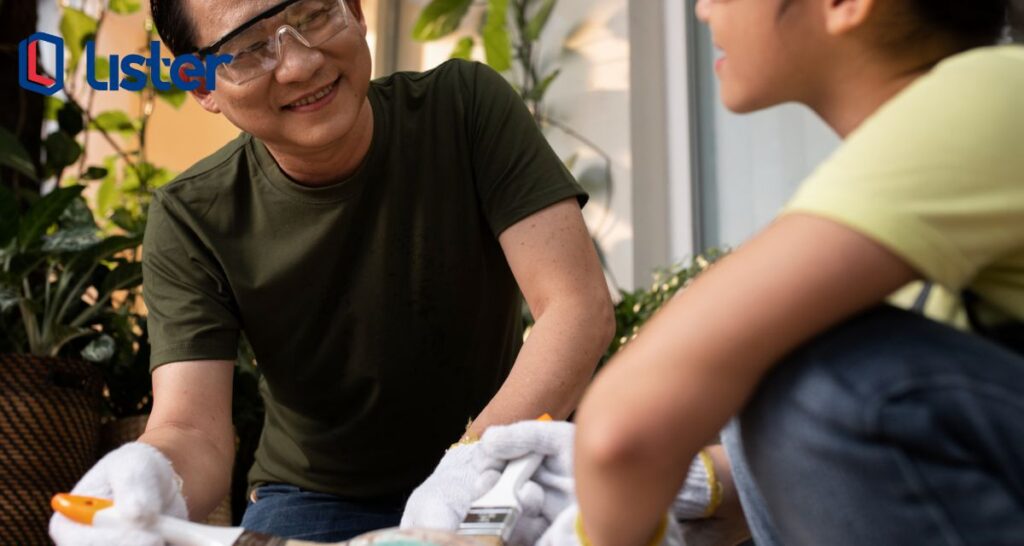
[808,44,962,138]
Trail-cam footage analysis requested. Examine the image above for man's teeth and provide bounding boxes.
[290,83,334,108]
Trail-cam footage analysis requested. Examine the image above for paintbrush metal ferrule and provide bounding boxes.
[457,506,522,543]
[456,452,544,545]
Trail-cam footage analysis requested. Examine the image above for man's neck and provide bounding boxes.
[264,96,375,186]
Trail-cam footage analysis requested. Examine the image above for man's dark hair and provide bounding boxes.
[150,0,364,56]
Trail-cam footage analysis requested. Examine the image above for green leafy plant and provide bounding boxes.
[0,2,182,418]
[604,249,728,362]
[413,0,558,118]
[0,183,142,357]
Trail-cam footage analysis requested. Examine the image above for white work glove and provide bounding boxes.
[401,420,572,545]
[476,420,576,545]
[49,442,188,546]
[539,504,684,546]
[672,451,722,520]
[479,422,721,541]
[401,442,499,532]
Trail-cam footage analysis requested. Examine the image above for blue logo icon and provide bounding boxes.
[19,33,64,96]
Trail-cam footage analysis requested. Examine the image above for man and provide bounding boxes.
[49,0,613,543]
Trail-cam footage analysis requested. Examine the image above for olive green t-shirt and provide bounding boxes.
[142,60,586,497]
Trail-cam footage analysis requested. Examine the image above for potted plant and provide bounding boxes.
[0,181,142,544]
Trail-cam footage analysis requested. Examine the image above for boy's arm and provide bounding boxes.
[574,213,917,546]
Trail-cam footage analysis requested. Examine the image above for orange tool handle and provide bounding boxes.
[51,493,114,526]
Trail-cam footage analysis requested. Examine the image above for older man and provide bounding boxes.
[49,0,613,543]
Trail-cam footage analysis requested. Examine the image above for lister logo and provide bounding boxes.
[19,33,63,96]
[18,32,233,96]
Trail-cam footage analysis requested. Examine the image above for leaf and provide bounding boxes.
[108,0,141,15]
[44,97,65,121]
[0,184,17,249]
[59,196,98,230]
[0,283,19,314]
[44,131,83,173]
[99,261,142,296]
[90,110,140,137]
[57,102,85,137]
[155,87,187,109]
[482,0,511,72]
[412,0,473,41]
[148,166,174,189]
[82,166,108,180]
[450,36,474,60]
[525,69,560,102]
[96,175,120,217]
[18,185,85,252]
[49,324,95,356]
[526,0,556,41]
[81,334,116,363]
[121,161,168,192]
[93,56,110,81]
[0,125,39,181]
[60,8,98,72]
[42,227,100,253]
[110,208,144,235]
[68,234,141,272]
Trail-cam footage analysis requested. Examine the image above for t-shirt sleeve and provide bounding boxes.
[143,192,240,370]
[783,48,1024,292]
[465,61,588,236]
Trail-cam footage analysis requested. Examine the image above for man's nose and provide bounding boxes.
[273,27,325,84]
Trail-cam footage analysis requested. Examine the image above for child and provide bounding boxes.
[569,0,1024,544]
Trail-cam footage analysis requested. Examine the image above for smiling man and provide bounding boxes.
[49,0,614,543]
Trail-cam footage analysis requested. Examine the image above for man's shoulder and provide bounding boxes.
[154,132,252,206]
[371,59,486,100]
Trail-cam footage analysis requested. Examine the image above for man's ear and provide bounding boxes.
[347,0,368,36]
[179,65,222,114]
[824,0,876,36]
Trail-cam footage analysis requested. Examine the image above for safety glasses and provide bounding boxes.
[197,0,351,85]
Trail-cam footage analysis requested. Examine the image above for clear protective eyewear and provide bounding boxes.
[197,0,351,85]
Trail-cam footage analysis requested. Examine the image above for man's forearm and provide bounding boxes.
[467,298,614,438]
[140,422,235,521]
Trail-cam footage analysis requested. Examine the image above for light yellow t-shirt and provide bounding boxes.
[785,45,1024,325]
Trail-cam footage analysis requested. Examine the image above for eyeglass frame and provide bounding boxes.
[194,0,351,81]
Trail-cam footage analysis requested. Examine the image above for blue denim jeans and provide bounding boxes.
[723,306,1024,545]
[240,483,408,542]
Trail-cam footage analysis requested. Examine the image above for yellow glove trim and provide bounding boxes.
[698,449,723,518]
[448,417,481,451]
[575,512,669,546]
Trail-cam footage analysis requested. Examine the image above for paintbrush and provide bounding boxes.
[456,451,543,546]
[52,417,552,546]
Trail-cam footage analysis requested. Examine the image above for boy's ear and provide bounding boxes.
[824,0,876,36]
[179,65,221,114]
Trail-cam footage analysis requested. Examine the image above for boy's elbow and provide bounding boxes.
[575,402,651,472]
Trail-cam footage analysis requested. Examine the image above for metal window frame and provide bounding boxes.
[629,0,703,284]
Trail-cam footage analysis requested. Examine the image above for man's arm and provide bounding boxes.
[573,214,918,546]
[141,359,236,520]
[467,197,615,437]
